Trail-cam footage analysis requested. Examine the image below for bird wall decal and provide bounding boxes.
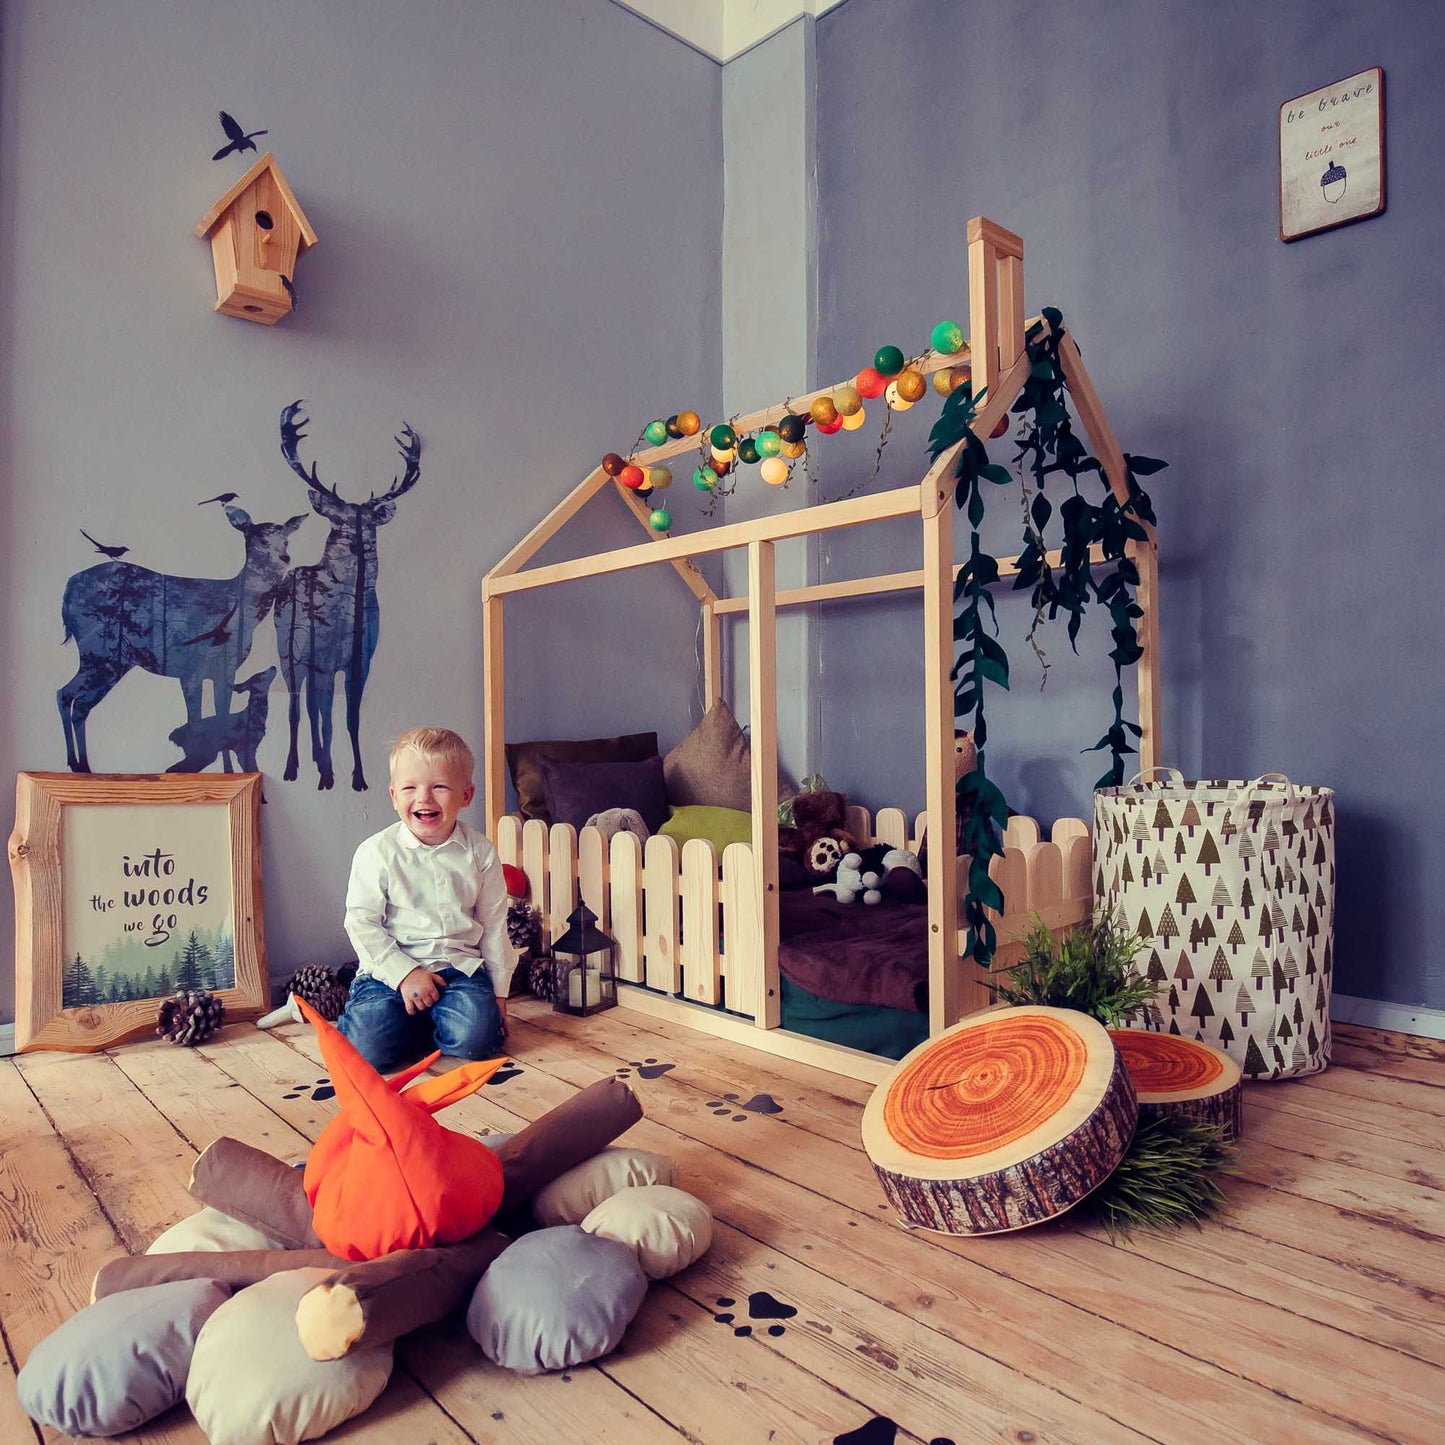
[212,110,268,161]
[79,528,129,559]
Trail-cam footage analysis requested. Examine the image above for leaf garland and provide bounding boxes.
[929,308,1166,964]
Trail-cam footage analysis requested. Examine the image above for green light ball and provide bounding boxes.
[874,345,905,377]
[649,508,672,532]
[709,423,737,450]
[738,437,760,465]
[644,420,668,446]
[931,320,965,354]
[754,429,782,459]
[693,466,718,491]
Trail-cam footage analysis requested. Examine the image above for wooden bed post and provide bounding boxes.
[482,589,506,835]
[702,599,723,709]
[747,540,781,1029]
[922,484,968,1029]
[967,218,1025,403]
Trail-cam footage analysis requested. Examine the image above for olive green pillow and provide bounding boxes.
[659,805,753,852]
[505,732,658,822]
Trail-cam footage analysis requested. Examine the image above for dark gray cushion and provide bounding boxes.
[537,754,668,834]
[466,1226,647,1374]
[17,1277,230,1437]
[506,732,658,821]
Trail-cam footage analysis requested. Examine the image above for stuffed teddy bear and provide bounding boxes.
[584,807,651,843]
[777,789,856,881]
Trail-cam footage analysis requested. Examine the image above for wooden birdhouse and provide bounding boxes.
[195,152,317,324]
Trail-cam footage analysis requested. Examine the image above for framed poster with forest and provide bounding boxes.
[8,772,267,1052]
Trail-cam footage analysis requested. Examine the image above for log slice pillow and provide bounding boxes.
[862,1004,1138,1235]
[1108,1028,1243,1141]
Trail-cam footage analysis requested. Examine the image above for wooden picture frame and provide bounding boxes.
[8,772,267,1052]
[1279,67,1386,242]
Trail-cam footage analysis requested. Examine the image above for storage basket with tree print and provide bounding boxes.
[1094,771,1335,1080]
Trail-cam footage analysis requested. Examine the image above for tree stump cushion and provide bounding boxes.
[1108,1028,1244,1140]
[862,1005,1139,1234]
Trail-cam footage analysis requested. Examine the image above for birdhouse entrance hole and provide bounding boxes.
[255,210,274,230]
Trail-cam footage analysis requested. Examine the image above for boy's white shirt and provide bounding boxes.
[344,819,512,996]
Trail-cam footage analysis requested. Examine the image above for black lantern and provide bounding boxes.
[551,902,617,1016]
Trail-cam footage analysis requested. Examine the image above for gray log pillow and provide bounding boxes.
[17,1277,230,1437]
[466,1225,647,1374]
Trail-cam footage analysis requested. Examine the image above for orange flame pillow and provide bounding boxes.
[297,999,507,1261]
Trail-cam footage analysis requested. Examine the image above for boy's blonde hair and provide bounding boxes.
[389,727,475,781]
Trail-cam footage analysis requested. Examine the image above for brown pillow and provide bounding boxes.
[663,701,752,812]
[506,733,658,822]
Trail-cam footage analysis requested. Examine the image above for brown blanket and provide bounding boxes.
[779,890,929,1013]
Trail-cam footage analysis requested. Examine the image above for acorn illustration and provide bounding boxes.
[1320,160,1347,204]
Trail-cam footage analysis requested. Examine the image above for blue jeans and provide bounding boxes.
[336,967,505,1074]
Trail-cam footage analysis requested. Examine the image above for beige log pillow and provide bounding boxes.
[663,701,753,811]
[531,1147,676,1226]
[581,1184,713,1279]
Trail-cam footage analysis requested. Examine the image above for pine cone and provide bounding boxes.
[507,899,541,952]
[156,989,224,1047]
[283,962,356,1022]
[528,952,557,1003]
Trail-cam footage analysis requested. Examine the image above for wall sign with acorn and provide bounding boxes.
[1279,67,1385,242]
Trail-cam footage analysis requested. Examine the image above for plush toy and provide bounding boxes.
[584,807,651,842]
[919,730,980,873]
[814,853,882,905]
[778,789,856,881]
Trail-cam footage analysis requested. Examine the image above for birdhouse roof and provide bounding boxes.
[195,152,318,249]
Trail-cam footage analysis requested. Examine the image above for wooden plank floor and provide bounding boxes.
[1,1005,1441,1445]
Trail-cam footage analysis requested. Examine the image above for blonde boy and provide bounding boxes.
[336,727,510,1071]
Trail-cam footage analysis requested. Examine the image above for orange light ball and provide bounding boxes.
[619,464,646,490]
[896,369,926,403]
[841,406,868,431]
[833,384,862,417]
[931,369,956,397]
[677,410,701,436]
[989,415,1009,439]
[855,367,888,399]
[811,396,838,427]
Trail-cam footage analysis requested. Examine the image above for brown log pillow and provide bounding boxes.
[505,732,659,822]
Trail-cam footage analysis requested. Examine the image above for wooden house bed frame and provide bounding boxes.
[482,217,1161,1084]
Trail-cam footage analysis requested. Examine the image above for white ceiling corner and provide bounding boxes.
[612,1,846,63]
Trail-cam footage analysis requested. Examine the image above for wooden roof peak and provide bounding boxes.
[195,152,318,250]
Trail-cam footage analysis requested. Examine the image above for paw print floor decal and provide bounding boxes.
[712,1290,797,1337]
[706,1092,785,1121]
[833,1418,956,1445]
[282,1078,335,1102]
[614,1058,676,1080]
[487,1061,524,1085]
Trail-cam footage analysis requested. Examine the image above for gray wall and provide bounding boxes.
[0,0,722,1018]
[810,0,1445,1010]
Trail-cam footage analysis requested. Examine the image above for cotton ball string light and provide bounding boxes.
[817,415,844,435]
[895,369,926,403]
[693,466,718,491]
[649,466,672,489]
[710,423,737,450]
[644,420,668,446]
[678,410,702,436]
[665,414,684,438]
[649,508,672,532]
[990,415,1009,438]
[710,444,737,466]
[833,384,862,417]
[777,413,806,444]
[781,439,806,460]
[873,345,905,377]
[885,381,913,412]
[760,457,789,486]
[855,366,888,399]
[619,464,646,490]
[841,406,868,431]
[737,437,760,465]
[811,396,838,427]
[602,453,625,477]
[754,429,782,459]
[930,320,965,354]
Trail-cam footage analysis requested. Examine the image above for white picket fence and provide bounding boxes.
[496,808,1093,1020]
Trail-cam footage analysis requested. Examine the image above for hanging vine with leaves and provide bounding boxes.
[929,308,1166,966]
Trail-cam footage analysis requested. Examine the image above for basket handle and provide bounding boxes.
[1223,772,1297,834]
[1124,766,1185,789]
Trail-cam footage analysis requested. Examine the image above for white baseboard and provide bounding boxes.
[1331,993,1445,1040]
[0,1024,14,1058]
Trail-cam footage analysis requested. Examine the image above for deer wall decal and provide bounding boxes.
[273,402,420,791]
[166,666,278,773]
[58,504,306,773]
